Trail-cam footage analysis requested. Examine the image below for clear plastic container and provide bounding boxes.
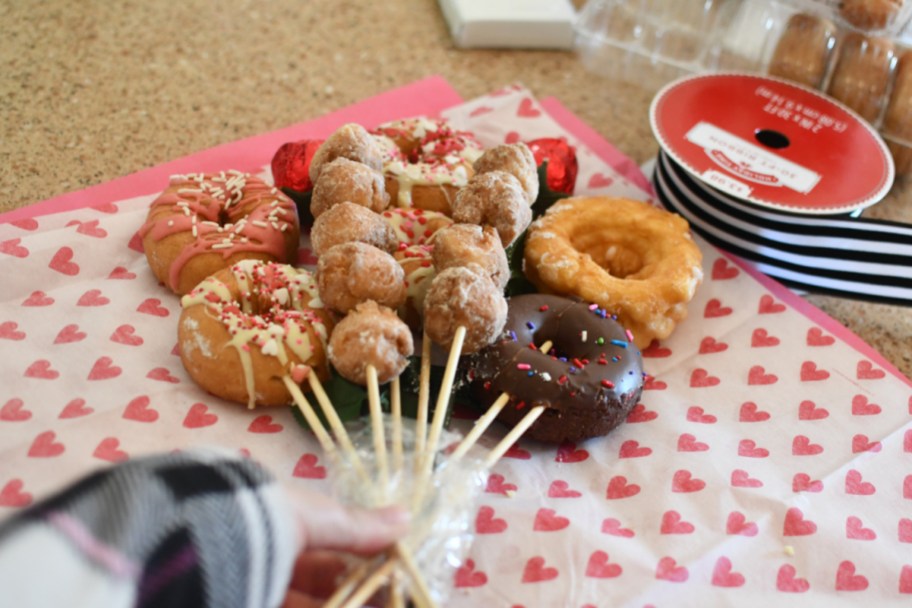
[576,0,912,174]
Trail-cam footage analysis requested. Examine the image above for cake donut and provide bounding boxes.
[328,300,414,385]
[178,260,333,409]
[372,117,484,214]
[768,12,837,88]
[826,32,896,123]
[523,196,703,349]
[140,172,300,295]
[467,294,644,444]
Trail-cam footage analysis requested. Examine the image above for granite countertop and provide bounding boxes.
[1,0,909,379]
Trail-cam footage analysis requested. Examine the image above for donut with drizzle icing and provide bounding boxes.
[140,171,300,295]
[467,294,644,443]
[372,118,484,214]
[380,207,453,327]
[178,260,333,409]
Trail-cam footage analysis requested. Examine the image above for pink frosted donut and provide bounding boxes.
[140,171,299,295]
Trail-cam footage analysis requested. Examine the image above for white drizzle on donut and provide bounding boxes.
[381,207,451,246]
[372,118,483,207]
[394,243,436,313]
[379,207,452,320]
[141,172,297,291]
[181,260,329,409]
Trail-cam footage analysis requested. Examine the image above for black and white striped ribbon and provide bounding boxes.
[652,150,912,306]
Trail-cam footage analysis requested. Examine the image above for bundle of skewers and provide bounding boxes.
[268,128,561,605]
[283,270,551,607]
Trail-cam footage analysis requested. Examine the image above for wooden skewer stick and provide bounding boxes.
[336,558,398,608]
[390,376,404,475]
[484,405,546,468]
[305,374,435,608]
[388,567,405,608]
[393,543,435,608]
[416,326,466,485]
[303,373,372,486]
[449,340,554,461]
[282,375,337,456]
[366,365,390,495]
[413,333,432,466]
[410,326,466,519]
[322,557,379,608]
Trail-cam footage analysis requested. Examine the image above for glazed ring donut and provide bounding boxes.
[141,172,300,295]
[467,294,644,443]
[372,117,484,214]
[523,196,703,349]
[178,260,333,409]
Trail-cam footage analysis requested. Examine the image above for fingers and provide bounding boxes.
[301,502,411,555]
[285,486,411,554]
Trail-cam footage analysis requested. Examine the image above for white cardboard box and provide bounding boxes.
[438,0,577,49]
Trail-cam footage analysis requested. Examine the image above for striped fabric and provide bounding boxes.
[652,150,912,306]
[0,449,297,608]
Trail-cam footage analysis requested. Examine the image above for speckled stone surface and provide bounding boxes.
[1,0,909,379]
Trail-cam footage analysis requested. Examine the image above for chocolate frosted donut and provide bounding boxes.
[468,294,644,443]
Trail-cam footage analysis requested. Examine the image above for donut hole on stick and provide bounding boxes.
[422,265,508,355]
[451,171,532,248]
[310,201,397,256]
[473,142,540,205]
[308,123,385,183]
[317,242,407,314]
[430,223,510,290]
[310,157,390,219]
[328,301,414,386]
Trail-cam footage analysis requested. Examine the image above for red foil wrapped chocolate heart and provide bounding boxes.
[271,139,324,192]
[526,137,578,195]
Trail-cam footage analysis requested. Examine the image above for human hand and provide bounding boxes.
[281,488,410,608]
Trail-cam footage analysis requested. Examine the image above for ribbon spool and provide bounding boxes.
[649,72,912,306]
[650,74,912,305]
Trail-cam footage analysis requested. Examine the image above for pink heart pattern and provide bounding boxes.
[2,86,911,607]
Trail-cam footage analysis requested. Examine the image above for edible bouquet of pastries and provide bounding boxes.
[137,117,703,605]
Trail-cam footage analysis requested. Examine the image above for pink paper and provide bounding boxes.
[2,79,911,606]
